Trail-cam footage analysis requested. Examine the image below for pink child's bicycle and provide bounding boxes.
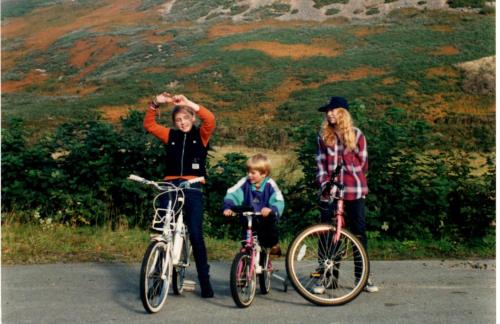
[228,206,288,308]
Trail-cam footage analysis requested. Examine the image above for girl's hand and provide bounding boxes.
[155,92,173,104]
[261,207,272,217]
[172,94,199,111]
[223,209,234,217]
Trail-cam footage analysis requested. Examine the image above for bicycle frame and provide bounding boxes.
[238,213,262,280]
[129,175,203,265]
[323,165,346,242]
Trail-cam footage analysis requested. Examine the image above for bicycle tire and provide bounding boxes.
[258,251,271,294]
[140,240,173,313]
[230,252,256,308]
[173,235,191,295]
[286,224,369,306]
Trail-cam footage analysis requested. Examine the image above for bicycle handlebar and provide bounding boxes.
[128,174,205,190]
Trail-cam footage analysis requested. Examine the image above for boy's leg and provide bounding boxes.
[183,187,213,297]
[256,214,280,254]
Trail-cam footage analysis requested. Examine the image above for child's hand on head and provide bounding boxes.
[223,209,234,217]
[261,207,272,217]
[155,92,173,104]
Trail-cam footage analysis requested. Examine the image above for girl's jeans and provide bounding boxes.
[319,198,369,280]
[159,182,210,283]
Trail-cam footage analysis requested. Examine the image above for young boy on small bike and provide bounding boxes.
[223,153,284,255]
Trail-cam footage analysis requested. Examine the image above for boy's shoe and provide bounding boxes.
[364,278,379,293]
[270,244,282,256]
[312,283,325,294]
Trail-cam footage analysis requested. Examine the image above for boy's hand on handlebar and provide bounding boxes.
[223,209,234,217]
[260,207,272,217]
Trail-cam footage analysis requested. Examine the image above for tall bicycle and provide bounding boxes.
[285,165,369,306]
[228,206,287,308]
[129,175,203,313]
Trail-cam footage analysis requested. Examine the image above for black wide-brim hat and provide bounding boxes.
[318,96,349,112]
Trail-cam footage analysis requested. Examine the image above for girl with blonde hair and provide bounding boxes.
[315,96,378,294]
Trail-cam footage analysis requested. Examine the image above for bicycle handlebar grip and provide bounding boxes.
[187,177,205,184]
[128,174,146,183]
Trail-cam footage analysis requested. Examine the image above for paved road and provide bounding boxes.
[2,260,495,323]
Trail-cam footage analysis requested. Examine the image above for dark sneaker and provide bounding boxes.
[200,280,214,298]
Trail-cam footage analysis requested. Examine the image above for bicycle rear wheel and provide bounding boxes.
[230,252,256,308]
[173,235,191,295]
[140,241,173,313]
[286,224,369,306]
[259,251,271,294]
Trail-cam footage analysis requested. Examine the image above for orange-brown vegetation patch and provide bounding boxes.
[143,67,169,73]
[99,105,137,123]
[69,36,127,78]
[240,66,387,122]
[99,97,153,123]
[352,26,386,37]
[142,30,174,45]
[326,66,387,83]
[448,95,495,116]
[207,19,326,40]
[176,61,216,76]
[1,70,49,93]
[225,38,342,60]
[428,25,453,33]
[426,66,459,78]
[232,66,257,83]
[206,19,347,41]
[382,77,399,85]
[432,45,459,56]
[60,85,99,96]
[3,1,153,52]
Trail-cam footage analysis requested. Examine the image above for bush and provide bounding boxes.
[1,104,495,242]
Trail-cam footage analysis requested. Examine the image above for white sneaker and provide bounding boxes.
[313,283,325,294]
[364,278,379,293]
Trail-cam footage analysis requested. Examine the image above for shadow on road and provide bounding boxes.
[96,263,146,315]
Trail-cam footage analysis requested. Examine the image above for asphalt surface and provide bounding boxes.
[2,260,495,323]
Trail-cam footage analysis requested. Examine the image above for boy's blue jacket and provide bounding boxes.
[223,177,285,219]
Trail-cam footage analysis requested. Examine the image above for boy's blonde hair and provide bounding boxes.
[246,153,271,175]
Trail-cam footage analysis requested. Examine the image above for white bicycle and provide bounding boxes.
[128,174,203,313]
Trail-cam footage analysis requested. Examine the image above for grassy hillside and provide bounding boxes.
[1,0,495,151]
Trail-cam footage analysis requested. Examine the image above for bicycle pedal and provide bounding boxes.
[183,280,196,292]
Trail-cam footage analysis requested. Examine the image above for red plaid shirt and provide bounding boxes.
[316,127,369,201]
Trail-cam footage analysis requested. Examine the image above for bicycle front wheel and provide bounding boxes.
[140,241,173,313]
[173,235,191,295]
[258,251,271,295]
[286,224,369,306]
[230,252,256,308]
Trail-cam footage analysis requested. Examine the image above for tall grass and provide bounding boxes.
[2,223,494,264]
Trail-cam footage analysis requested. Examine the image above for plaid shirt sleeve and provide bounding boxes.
[355,130,368,174]
[342,128,369,200]
[316,135,330,186]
